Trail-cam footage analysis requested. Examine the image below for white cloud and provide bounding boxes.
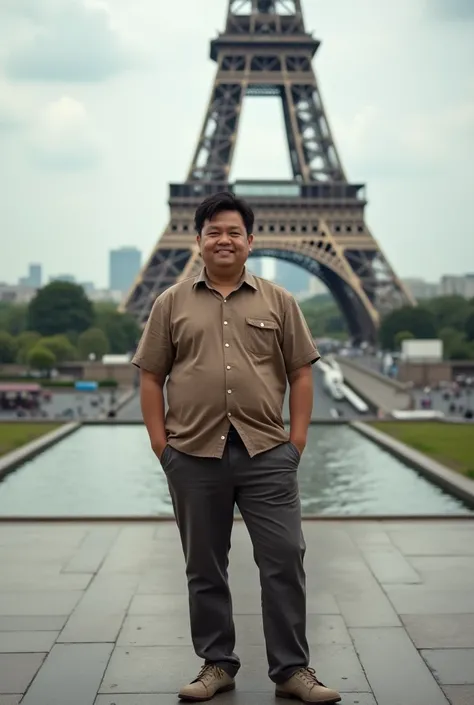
[28,96,101,169]
[3,0,137,82]
[0,79,33,131]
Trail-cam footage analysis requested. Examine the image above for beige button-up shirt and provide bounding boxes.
[132,268,320,458]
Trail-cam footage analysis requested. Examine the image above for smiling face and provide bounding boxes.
[197,209,254,276]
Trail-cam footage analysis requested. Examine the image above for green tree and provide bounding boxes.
[15,331,41,363]
[77,327,109,360]
[439,327,465,359]
[28,282,94,337]
[426,295,471,331]
[379,306,437,350]
[465,310,474,342]
[0,332,17,363]
[41,335,76,362]
[27,344,56,372]
[0,303,28,335]
[394,330,414,350]
[94,304,140,353]
[448,342,474,361]
[299,296,347,339]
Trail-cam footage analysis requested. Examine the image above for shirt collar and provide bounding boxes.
[193,267,257,291]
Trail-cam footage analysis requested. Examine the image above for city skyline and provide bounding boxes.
[0,0,473,288]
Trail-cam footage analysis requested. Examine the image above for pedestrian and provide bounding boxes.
[132,192,341,704]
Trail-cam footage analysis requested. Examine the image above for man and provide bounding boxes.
[132,192,341,705]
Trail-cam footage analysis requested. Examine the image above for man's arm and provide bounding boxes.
[140,369,167,459]
[288,364,313,455]
[281,294,320,455]
[131,293,175,460]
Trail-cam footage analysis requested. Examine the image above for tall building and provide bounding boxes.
[440,274,474,299]
[402,278,440,301]
[109,247,142,293]
[18,263,42,288]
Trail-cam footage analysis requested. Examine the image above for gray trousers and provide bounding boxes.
[161,432,309,684]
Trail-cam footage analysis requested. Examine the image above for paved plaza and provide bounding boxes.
[1,519,474,704]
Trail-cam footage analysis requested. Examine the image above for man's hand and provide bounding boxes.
[290,437,306,457]
[151,438,168,461]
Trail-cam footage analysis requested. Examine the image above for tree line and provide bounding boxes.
[299,292,474,360]
[0,281,140,371]
[380,295,474,358]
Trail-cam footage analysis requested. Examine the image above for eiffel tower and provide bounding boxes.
[123,0,415,344]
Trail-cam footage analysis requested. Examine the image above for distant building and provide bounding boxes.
[402,278,440,301]
[18,263,42,289]
[0,283,37,304]
[89,289,123,304]
[440,274,474,299]
[109,247,142,293]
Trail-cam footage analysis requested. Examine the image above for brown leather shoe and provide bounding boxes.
[178,664,235,702]
[275,667,341,703]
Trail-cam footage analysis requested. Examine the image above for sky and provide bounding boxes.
[0,0,473,288]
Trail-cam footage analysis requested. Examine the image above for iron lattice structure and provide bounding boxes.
[122,0,415,343]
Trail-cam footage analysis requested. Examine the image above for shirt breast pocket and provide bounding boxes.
[245,317,279,357]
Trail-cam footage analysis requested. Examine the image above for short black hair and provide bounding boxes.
[194,191,254,236]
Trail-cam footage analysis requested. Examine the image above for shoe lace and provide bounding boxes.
[196,664,226,685]
[296,667,325,689]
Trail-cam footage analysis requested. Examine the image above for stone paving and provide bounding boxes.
[1,519,474,704]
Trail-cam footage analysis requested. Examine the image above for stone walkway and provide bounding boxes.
[1,520,474,704]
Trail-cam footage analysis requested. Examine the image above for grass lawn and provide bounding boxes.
[0,423,60,458]
[371,422,474,479]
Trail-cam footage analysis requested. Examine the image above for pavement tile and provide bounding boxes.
[0,616,67,632]
[350,627,448,705]
[336,589,401,627]
[407,556,474,590]
[0,591,83,616]
[0,652,46,693]
[357,544,421,584]
[421,649,474,686]
[0,631,58,652]
[98,526,156,574]
[100,643,369,694]
[117,614,351,648]
[0,697,23,705]
[95,694,376,705]
[384,587,474,614]
[0,571,93,592]
[389,529,474,556]
[58,575,137,643]
[442,685,474,705]
[63,526,120,573]
[20,643,114,705]
[401,614,474,648]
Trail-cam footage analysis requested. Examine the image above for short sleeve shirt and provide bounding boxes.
[132,268,320,458]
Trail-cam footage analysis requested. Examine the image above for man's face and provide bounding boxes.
[197,210,253,271]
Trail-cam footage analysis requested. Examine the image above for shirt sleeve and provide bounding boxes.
[131,293,175,378]
[282,294,320,374]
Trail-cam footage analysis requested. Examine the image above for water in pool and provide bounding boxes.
[0,425,470,517]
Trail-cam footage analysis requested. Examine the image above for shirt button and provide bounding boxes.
[228,412,232,417]
[223,299,227,303]
[225,343,230,348]
[227,389,232,394]
[221,435,226,440]
[260,322,265,327]
[226,365,231,370]
[224,321,228,325]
